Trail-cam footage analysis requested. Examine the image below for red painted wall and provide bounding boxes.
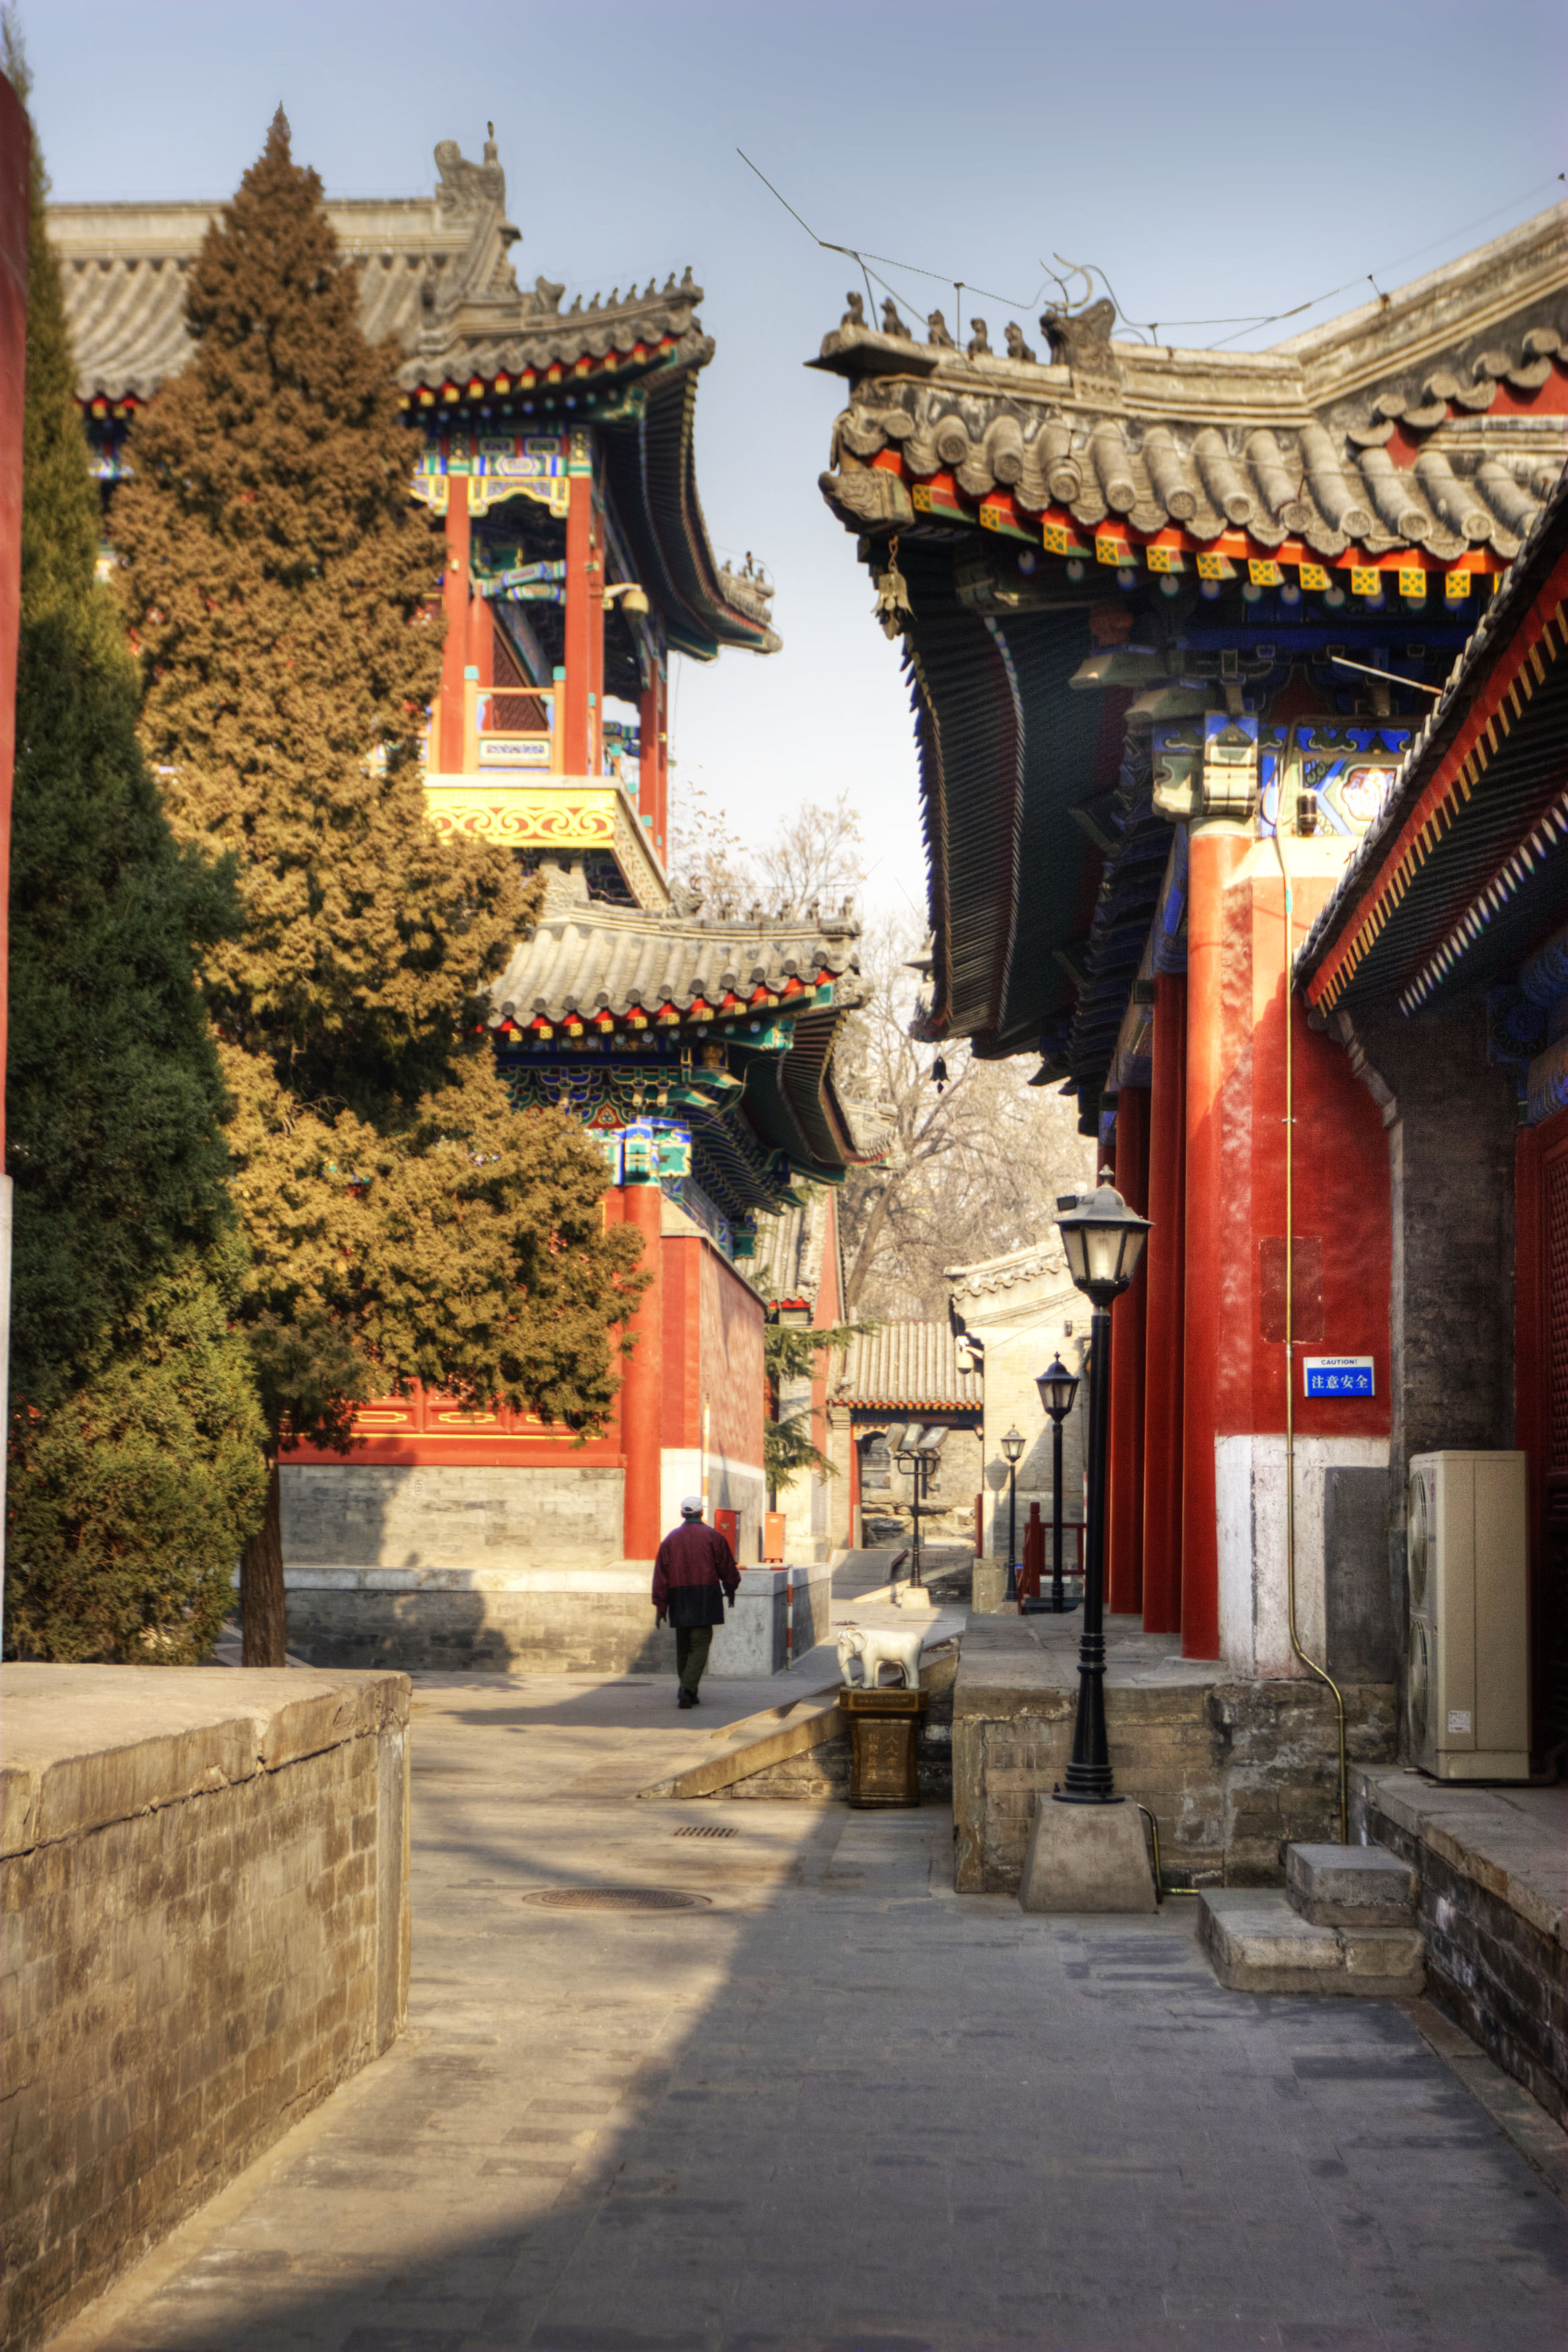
[1142,972,1187,1633]
[1108,1088,1149,1613]
[1214,857,1392,1443]
[281,1384,623,1468]
[660,1233,703,1452]
[701,1245,765,1471]
[1183,840,1392,1657]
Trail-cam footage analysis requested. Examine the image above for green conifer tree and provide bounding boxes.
[112,113,645,1663]
[4,23,268,1662]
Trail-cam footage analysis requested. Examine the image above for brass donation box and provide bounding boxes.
[839,1687,928,1808]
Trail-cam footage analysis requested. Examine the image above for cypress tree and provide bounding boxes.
[113,113,646,1663]
[4,25,267,1662]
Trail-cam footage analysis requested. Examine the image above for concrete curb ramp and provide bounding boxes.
[637,1638,962,1800]
[636,1696,845,1799]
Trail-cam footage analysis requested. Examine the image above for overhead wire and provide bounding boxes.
[736,150,1052,315]
[738,150,1566,354]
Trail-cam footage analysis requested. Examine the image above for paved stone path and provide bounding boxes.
[49,1670,1567,2352]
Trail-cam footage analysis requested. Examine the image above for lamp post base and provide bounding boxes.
[1018,1794,1158,1914]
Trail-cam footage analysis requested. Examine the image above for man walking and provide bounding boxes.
[652,1497,740,1708]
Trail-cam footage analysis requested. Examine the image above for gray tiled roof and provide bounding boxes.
[50,142,708,403]
[814,204,1567,564]
[751,1193,831,1308]
[490,899,881,1179]
[489,904,861,1026]
[835,1323,981,1410]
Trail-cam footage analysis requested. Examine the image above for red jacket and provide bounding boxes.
[652,1519,740,1628]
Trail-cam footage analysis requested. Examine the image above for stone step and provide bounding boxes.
[1199,1888,1424,1998]
[1286,1841,1417,1927]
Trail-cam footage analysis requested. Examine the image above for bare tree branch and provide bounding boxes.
[836,913,1093,1318]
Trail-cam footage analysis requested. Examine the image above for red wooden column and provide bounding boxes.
[619,1181,664,1559]
[639,657,668,861]
[466,585,493,689]
[1180,827,1250,1657]
[437,477,471,773]
[1107,1087,1150,1615]
[586,496,604,777]
[1141,972,1187,1633]
[562,463,603,776]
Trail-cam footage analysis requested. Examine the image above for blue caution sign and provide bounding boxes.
[1303,1355,1375,1398]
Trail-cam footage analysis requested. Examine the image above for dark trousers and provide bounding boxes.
[676,1624,713,1694]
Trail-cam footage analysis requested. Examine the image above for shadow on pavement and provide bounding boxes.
[44,1678,1568,2352]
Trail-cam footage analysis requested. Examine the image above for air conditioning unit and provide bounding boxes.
[1406,1451,1529,1781]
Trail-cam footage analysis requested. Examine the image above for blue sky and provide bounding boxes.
[26,0,1568,920]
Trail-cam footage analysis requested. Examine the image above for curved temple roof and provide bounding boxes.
[489,885,884,1192]
[815,207,1566,564]
[49,132,776,662]
[809,206,1568,1060]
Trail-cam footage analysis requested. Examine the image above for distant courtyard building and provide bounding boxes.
[829,1321,983,1550]
[945,1241,1088,1569]
[56,133,881,1665]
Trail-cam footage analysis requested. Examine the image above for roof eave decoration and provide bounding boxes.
[600,374,780,661]
[49,134,779,660]
[1298,469,1568,1019]
[485,896,877,1189]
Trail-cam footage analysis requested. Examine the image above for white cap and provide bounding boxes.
[680,1495,704,1516]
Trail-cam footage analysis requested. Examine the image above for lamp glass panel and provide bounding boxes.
[1083,1221,1129,1286]
[1061,1223,1091,1286]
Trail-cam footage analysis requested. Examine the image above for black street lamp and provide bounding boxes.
[1000,1426,1024,1599]
[894,1429,938,1587]
[1053,1183,1151,1802]
[1034,1357,1081,1613]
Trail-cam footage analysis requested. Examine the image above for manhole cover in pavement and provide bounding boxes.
[673,1824,737,1840]
[521,1888,713,1911]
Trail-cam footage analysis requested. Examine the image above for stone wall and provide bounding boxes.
[953,1614,1396,1895]
[282,1462,624,1574]
[286,1569,672,1674]
[285,1563,833,1678]
[1352,1766,1567,2128]
[1,1665,410,2352]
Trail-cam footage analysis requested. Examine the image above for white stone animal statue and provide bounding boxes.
[837,1623,926,1691]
